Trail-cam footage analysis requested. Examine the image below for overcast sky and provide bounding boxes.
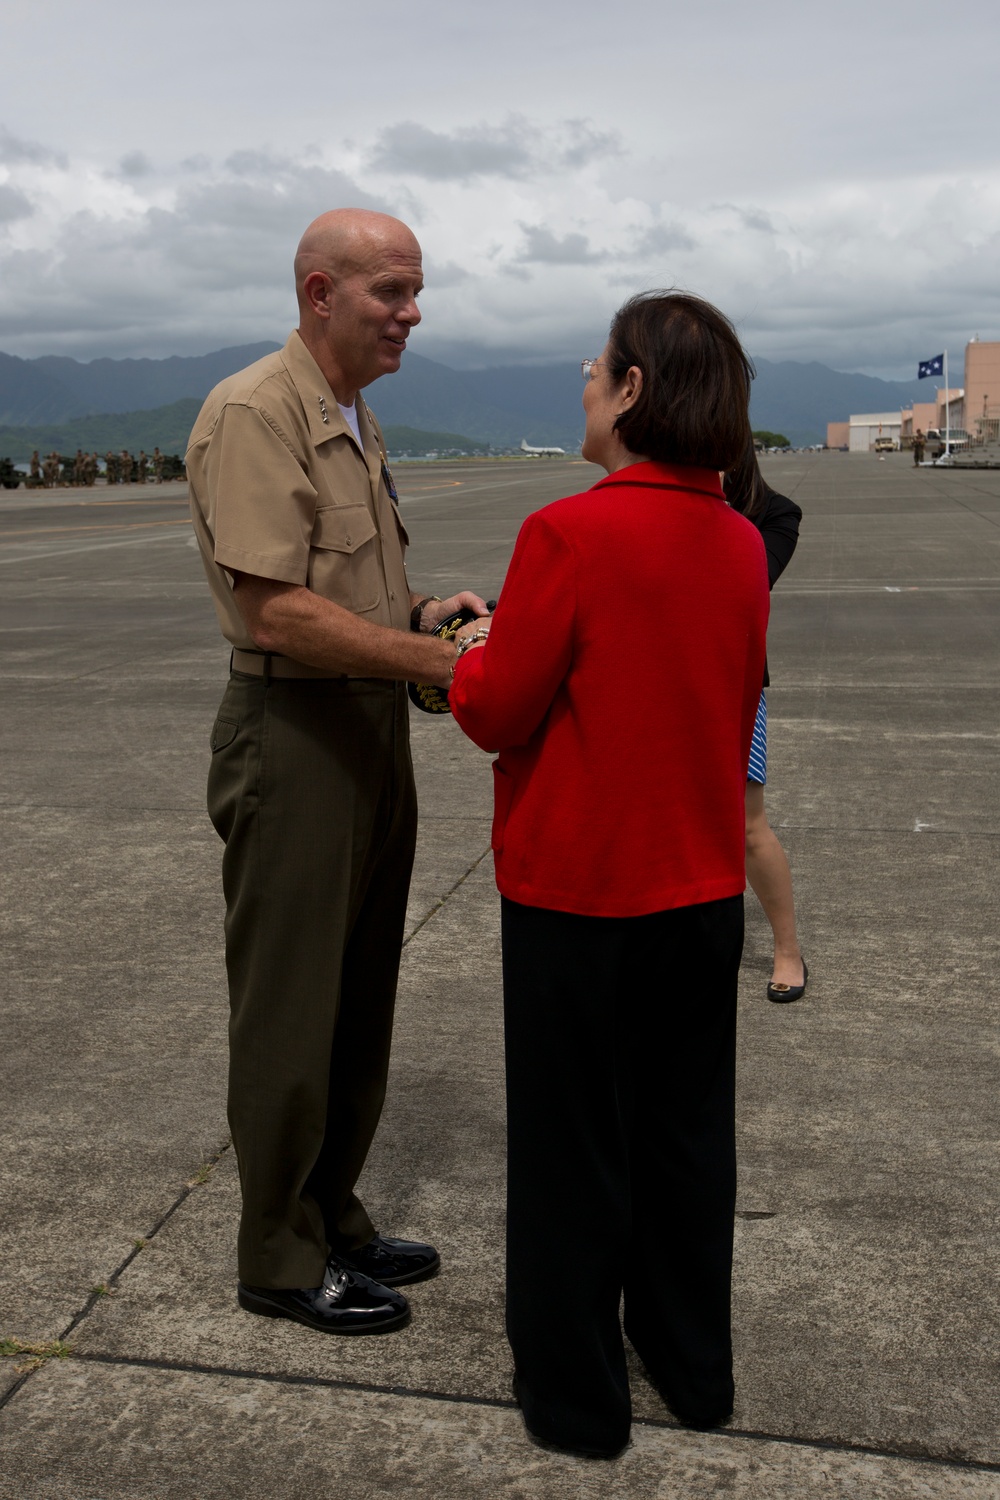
[1,0,997,377]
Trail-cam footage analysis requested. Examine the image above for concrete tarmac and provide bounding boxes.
[1,452,998,1496]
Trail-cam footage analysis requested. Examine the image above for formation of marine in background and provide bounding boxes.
[0,445,187,489]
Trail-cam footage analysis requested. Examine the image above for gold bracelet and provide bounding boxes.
[454,628,490,659]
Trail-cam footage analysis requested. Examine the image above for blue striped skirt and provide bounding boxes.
[747,691,767,785]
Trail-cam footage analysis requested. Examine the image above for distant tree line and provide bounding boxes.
[752,429,791,449]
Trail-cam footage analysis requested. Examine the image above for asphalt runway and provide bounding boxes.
[1,452,998,1498]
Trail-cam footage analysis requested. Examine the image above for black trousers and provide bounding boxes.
[501,893,743,1452]
[207,673,417,1289]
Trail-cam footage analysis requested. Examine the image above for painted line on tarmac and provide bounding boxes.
[398,480,463,491]
[0,529,190,564]
[397,476,552,503]
[1,517,190,539]
[57,497,189,510]
[779,583,1000,594]
[3,496,189,511]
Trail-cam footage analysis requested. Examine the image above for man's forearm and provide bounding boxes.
[234,576,455,686]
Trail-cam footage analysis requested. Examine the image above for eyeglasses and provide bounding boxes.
[581,358,600,381]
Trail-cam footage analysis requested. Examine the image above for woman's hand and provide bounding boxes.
[455,614,489,640]
[452,617,491,667]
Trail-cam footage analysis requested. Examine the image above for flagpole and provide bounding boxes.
[944,350,951,458]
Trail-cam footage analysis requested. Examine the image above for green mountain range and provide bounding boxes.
[0,401,202,462]
[0,403,492,465]
[0,340,941,452]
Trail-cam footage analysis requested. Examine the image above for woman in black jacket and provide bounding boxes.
[725,441,807,1002]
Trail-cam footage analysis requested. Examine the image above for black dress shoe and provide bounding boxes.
[767,960,808,1004]
[237,1261,410,1335]
[332,1232,440,1286]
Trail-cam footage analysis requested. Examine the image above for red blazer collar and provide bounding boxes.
[592,459,723,500]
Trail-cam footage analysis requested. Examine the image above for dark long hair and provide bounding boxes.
[607,291,754,471]
[723,432,768,519]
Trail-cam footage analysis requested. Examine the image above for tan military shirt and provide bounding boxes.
[187,331,411,652]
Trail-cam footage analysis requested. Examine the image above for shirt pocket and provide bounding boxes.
[309,503,380,613]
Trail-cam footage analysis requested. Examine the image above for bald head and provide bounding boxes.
[294,209,421,311]
[292,208,424,404]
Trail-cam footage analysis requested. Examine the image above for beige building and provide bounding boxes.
[827,340,999,449]
[901,390,963,442]
[847,413,901,451]
[964,338,1000,443]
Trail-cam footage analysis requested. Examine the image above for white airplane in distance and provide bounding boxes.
[519,437,566,457]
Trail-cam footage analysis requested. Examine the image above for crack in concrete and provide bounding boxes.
[0,1139,232,1415]
[0,857,489,1418]
[403,847,492,947]
[13,1348,1000,1477]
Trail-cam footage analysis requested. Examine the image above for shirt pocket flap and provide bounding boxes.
[312,504,378,554]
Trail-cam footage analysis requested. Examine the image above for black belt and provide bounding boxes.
[231,648,348,680]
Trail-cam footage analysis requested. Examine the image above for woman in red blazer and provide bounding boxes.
[450,293,770,1459]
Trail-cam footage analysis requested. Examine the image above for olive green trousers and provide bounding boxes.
[207,672,417,1289]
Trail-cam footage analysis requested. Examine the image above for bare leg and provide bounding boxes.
[745,781,804,988]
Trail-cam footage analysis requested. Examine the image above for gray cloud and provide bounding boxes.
[368,120,534,181]
[0,156,396,357]
[119,151,153,178]
[424,258,471,287]
[0,89,998,382]
[0,184,33,224]
[516,224,607,265]
[711,203,778,235]
[559,120,623,169]
[368,116,621,182]
[634,222,697,256]
[224,148,295,177]
[0,125,67,168]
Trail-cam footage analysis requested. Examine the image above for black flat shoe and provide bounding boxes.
[332,1231,440,1287]
[511,1373,628,1460]
[238,1261,410,1335]
[669,1405,734,1432]
[629,1342,733,1431]
[767,960,808,1004]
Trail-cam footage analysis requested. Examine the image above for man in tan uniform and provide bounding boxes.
[187,209,488,1337]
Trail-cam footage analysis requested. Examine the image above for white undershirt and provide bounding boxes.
[338,401,363,450]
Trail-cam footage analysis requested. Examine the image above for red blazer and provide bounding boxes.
[450,462,769,918]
